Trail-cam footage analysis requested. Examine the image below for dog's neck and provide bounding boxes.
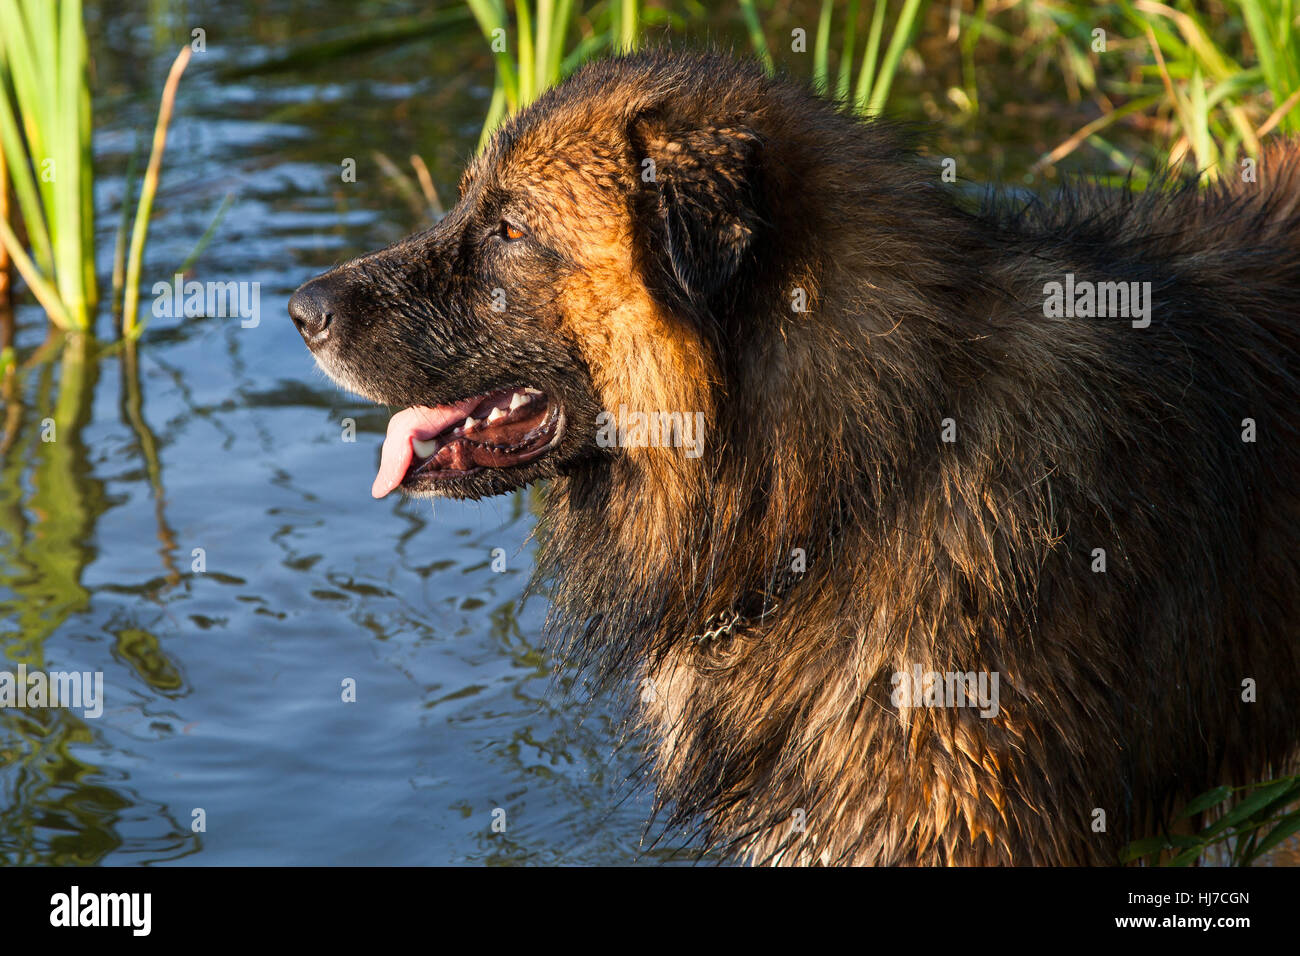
[534,129,1008,680]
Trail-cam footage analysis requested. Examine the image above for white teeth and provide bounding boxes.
[463,416,477,431]
[412,438,439,458]
[486,406,507,423]
[509,392,529,412]
[523,387,543,396]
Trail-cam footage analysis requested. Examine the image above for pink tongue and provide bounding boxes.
[372,404,470,499]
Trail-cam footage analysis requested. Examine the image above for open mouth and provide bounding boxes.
[372,386,563,498]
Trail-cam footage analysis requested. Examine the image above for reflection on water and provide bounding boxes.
[1,0,658,866]
[1,335,196,864]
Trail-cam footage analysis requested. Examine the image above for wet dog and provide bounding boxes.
[290,50,1300,864]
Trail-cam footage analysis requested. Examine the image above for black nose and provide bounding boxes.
[288,278,336,345]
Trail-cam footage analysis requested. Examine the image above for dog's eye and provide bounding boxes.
[500,221,527,242]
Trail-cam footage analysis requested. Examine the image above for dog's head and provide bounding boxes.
[289,52,774,500]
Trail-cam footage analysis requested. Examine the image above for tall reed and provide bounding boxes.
[1129,0,1300,176]
[467,0,640,147]
[0,0,192,338]
[0,0,95,331]
[121,45,191,339]
[738,0,930,115]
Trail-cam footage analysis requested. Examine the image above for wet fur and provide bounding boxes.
[299,50,1300,865]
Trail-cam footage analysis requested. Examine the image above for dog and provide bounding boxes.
[289,50,1300,865]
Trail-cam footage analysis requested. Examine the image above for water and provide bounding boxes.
[4,0,1295,868]
[1,0,661,866]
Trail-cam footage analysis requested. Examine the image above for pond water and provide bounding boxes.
[4,1,1295,868]
[0,0,680,865]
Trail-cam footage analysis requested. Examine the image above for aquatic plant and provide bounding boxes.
[0,0,192,337]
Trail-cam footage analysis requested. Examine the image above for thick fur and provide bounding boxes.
[293,50,1300,865]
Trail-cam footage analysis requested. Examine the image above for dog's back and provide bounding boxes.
[557,57,1300,865]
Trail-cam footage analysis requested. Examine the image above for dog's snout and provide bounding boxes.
[288,278,337,346]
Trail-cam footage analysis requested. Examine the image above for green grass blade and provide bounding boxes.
[466,0,519,112]
[618,0,639,53]
[516,0,536,104]
[176,192,234,275]
[1240,0,1282,98]
[111,137,142,320]
[477,82,507,150]
[813,0,834,94]
[1188,65,1214,172]
[536,0,553,93]
[122,45,192,339]
[1252,810,1300,859]
[737,0,774,75]
[837,0,860,103]
[78,26,95,311]
[550,0,574,78]
[855,0,888,109]
[866,0,927,116]
[0,0,56,273]
[57,0,89,328]
[0,50,55,274]
[0,213,73,328]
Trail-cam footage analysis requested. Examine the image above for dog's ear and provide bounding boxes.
[629,113,765,304]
